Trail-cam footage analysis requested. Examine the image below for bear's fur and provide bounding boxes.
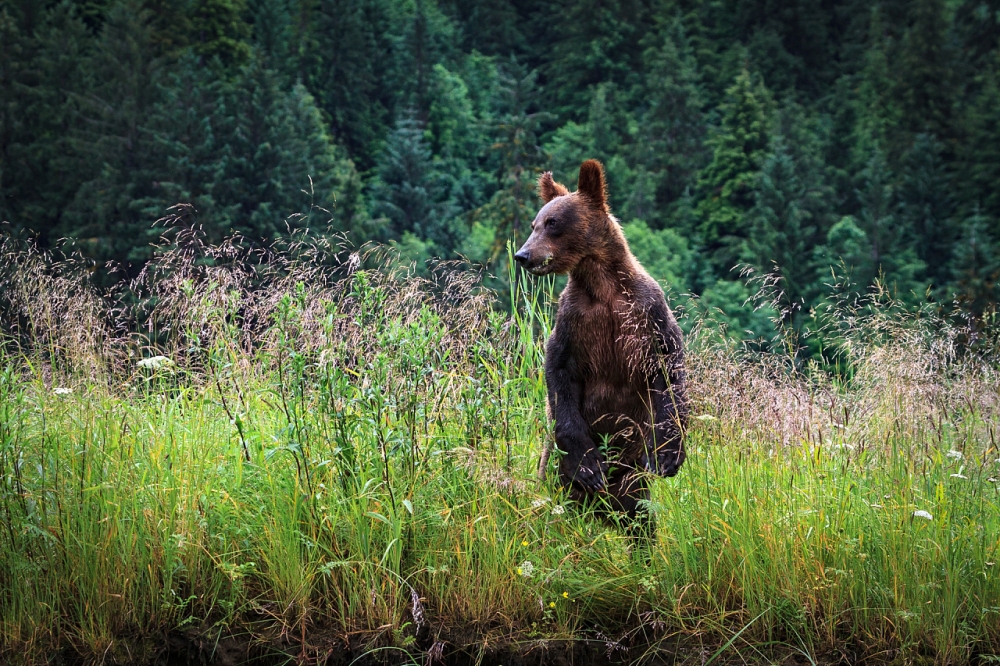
[515,160,688,522]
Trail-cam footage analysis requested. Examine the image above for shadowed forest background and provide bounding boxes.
[2,0,1000,345]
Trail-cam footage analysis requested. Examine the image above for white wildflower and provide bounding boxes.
[694,414,717,422]
[946,450,963,461]
[517,560,534,578]
[137,355,174,371]
[912,510,933,521]
[53,387,73,395]
[531,498,550,508]
[551,504,565,516]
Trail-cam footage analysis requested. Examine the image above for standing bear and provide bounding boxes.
[515,159,688,525]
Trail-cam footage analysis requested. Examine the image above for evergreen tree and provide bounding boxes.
[637,16,707,224]
[695,69,770,277]
[60,0,164,265]
[443,0,524,57]
[371,113,452,251]
[851,145,926,299]
[747,137,821,318]
[213,58,367,240]
[897,133,957,290]
[960,64,1000,222]
[247,0,292,71]
[188,0,252,64]
[821,214,874,290]
[475,60,547,252]
[948,207,1000,320]
[893,0,956,142]
[535,0,649,120]
[398,0,457,114]
[303,0,399,172]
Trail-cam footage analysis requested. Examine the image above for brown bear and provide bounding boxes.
[514,159,688,525]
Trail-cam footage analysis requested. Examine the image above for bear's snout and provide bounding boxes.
[514,243,554,274]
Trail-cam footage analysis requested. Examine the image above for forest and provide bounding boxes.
[3,0,1000,344]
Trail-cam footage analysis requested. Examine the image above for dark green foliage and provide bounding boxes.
[949,208,1000,319]
[371,114,453,250]
[4,0,1000,339]
[300,0,400,171]
[695,69,770,276]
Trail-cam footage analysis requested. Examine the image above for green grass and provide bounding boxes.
[1,239,999,665]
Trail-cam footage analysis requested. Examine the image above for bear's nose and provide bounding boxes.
[513,249,530,265]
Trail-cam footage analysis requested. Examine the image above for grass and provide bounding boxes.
[1,230,999,665]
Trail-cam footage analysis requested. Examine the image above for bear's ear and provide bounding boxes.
[577,159,607,211]
[538,172,569,202]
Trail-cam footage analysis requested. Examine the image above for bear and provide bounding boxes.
[514,159,688,528]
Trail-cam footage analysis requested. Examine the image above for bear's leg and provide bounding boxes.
[607,470,656,549]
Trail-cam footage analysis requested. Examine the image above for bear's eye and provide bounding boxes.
[545,217,558,229]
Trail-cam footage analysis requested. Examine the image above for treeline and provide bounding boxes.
[2,0,1000,341]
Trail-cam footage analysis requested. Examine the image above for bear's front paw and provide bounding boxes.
[563,449,608,492]
[646,446,686,477]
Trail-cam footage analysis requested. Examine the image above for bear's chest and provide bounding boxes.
[558,295,652,429]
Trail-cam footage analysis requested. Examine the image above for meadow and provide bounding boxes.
[1,231,999,666]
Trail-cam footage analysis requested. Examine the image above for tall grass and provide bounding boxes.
[1,228,999,665]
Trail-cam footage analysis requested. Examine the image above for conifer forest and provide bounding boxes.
[3,0,1000,333]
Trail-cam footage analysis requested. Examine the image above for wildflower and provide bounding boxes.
[562,591,569,598]
[694,414,717,422]
[946,450,963,461]
[912,510,933,521]
[549,601,556,608]
[53,387,73,395]
[551,504,565,516]
[521,540,529,547]
[518,560,534,578]
[531,498,549,508]
[137,355,174,371]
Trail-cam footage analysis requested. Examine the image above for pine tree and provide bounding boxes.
[695,69,770,277]
[637,16,707,222]
[247,0,292,71]
[0,3,36,230]
[214,58,367,240]
[893,0,956,142]
[747,137,820,317]
[960,63,1000,222]
[948,207,1000,321]
[852,145,926,299]
[444,0,524,57]
[188,0,252,64]
[535,0,649,120]
[397,0,457,115]
[897,133,957,290]
[475,60,547,251]
[304,0,399,172]
[61,0,164,266]
[371,113,452,251]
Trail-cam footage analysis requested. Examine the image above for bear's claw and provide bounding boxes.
[571,451,608,492]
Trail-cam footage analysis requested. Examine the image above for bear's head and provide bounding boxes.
[514,159,617,275]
